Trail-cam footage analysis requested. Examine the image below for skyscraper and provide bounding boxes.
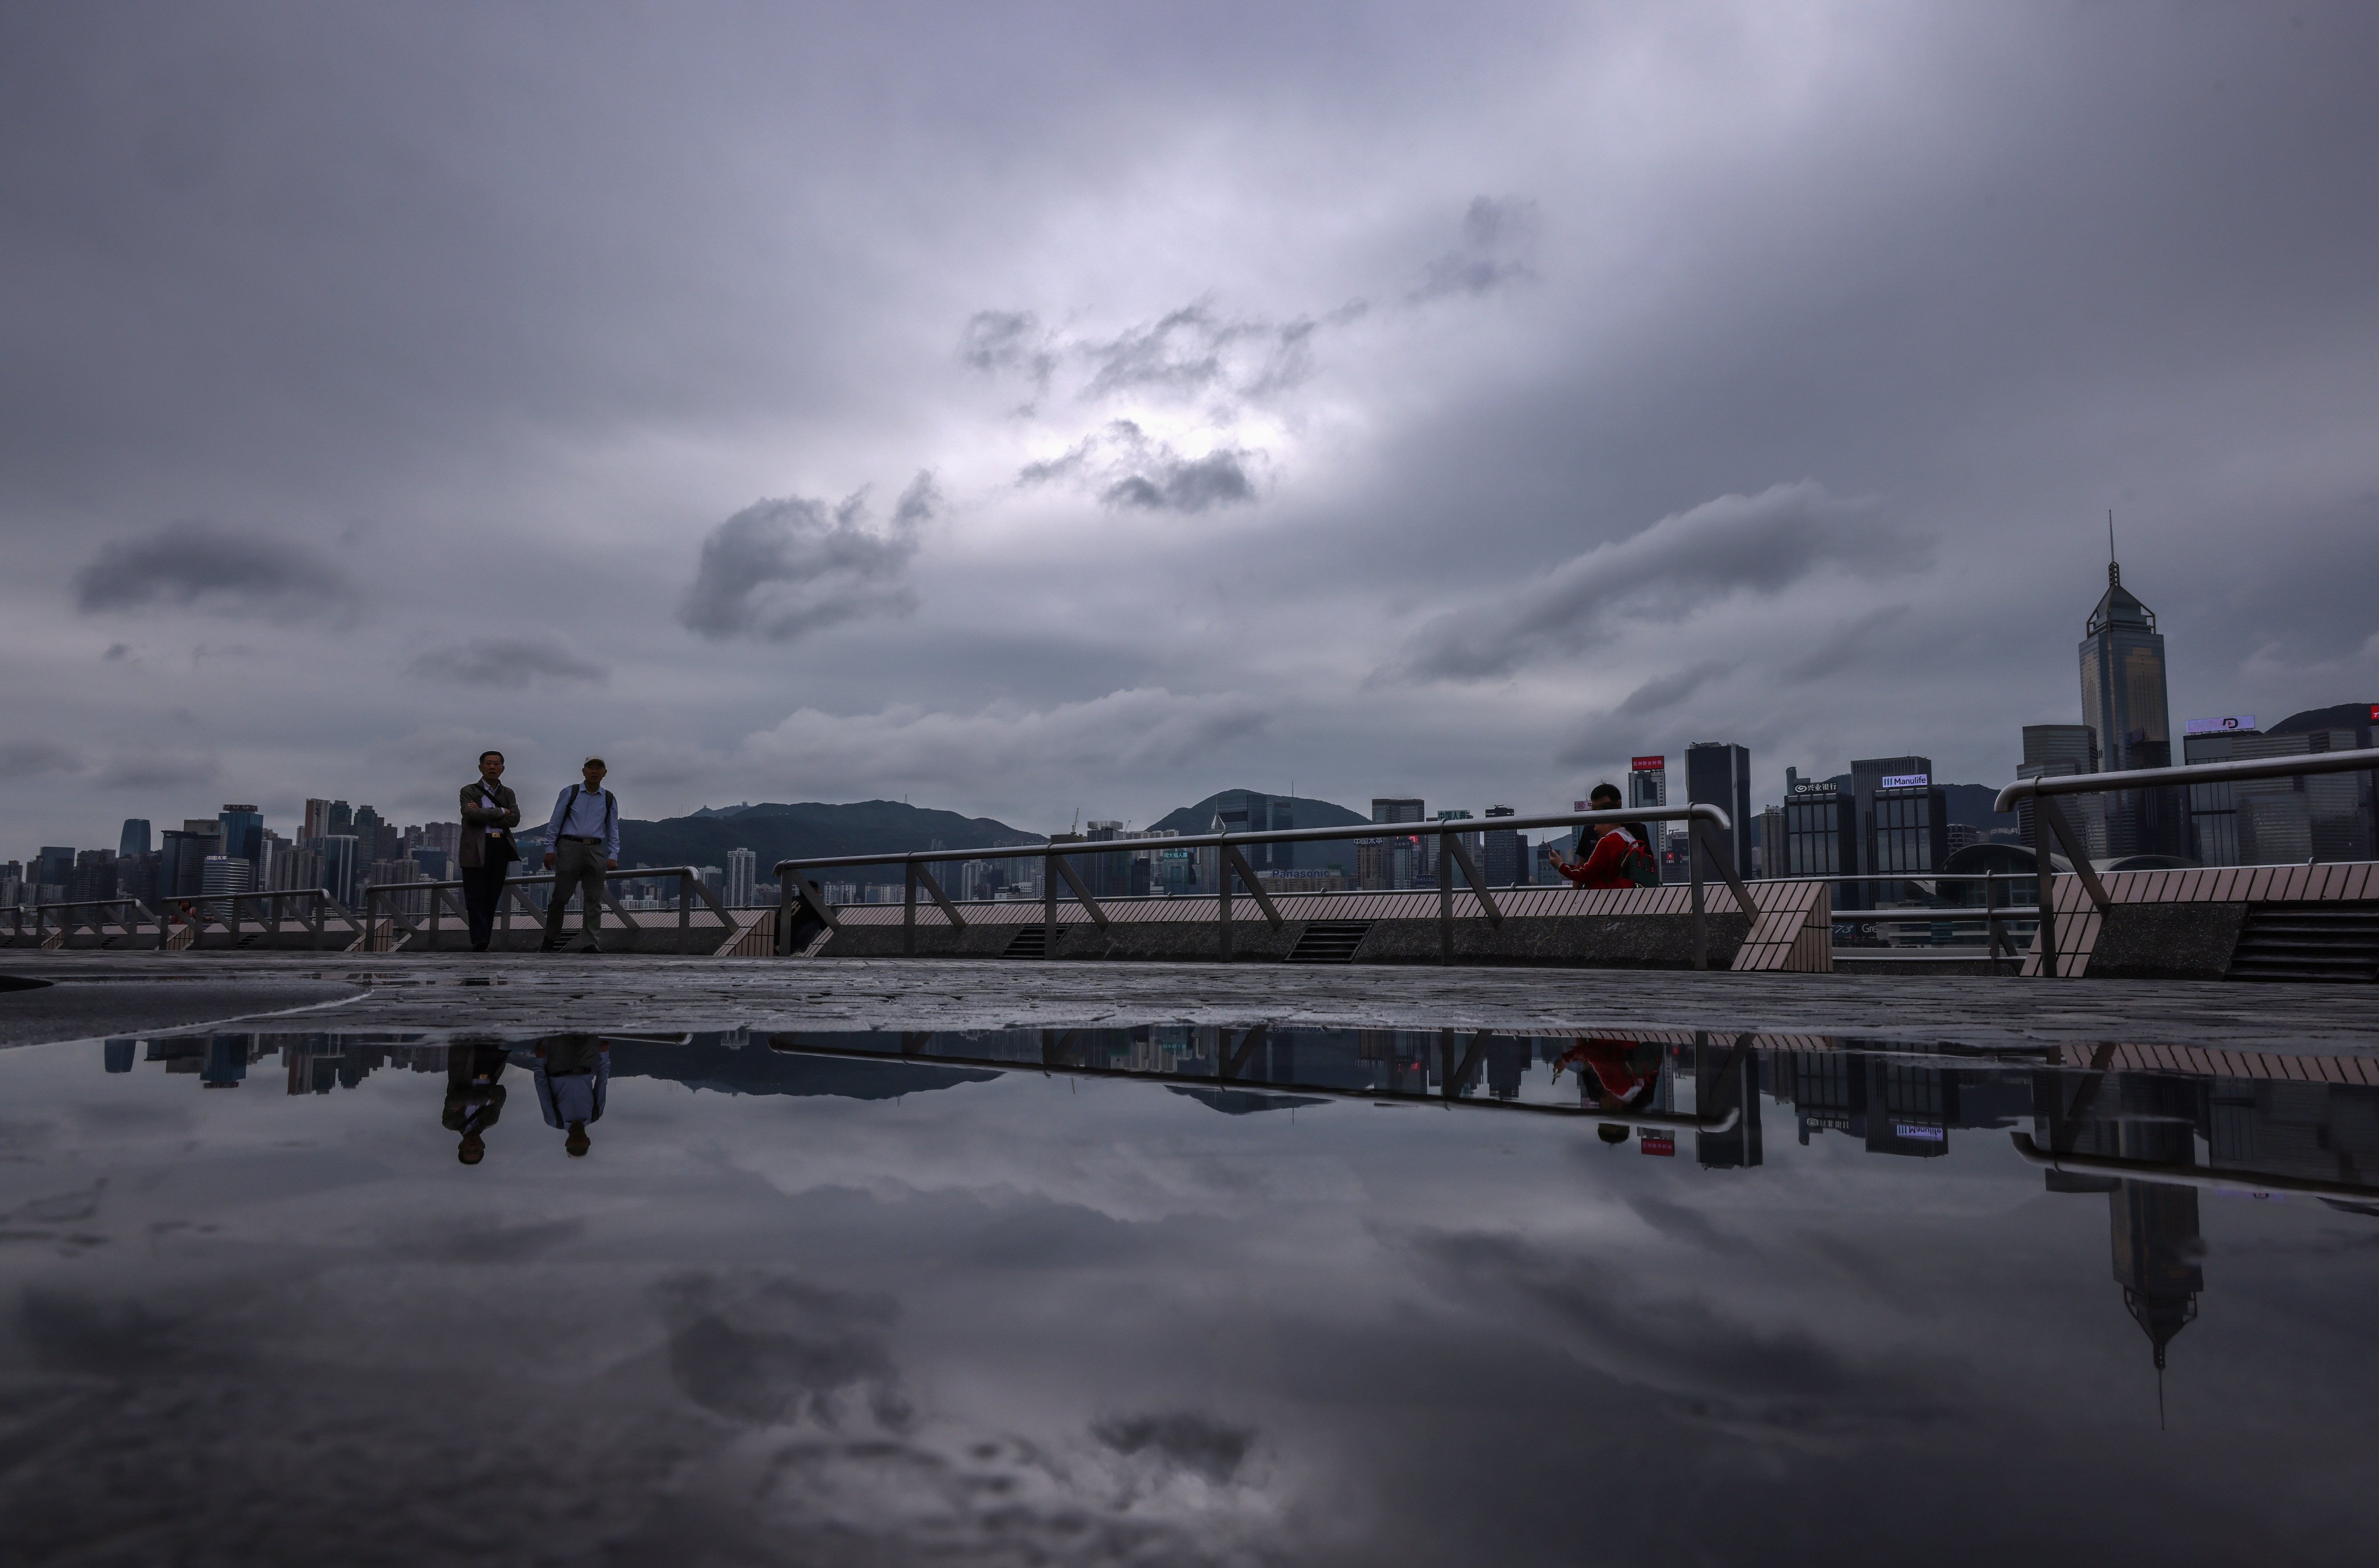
[1481,806,1525,887]
[118,819,152,858]
[2018,724,2104,857]
[2079,557,2183,856]
[726,847,758,907]
[218,805,264,868]
[303,799,333,841]
[1685,742,1753,881]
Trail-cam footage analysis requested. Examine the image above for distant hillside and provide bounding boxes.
[597,800,1040,884]
[1150,790,1371,872]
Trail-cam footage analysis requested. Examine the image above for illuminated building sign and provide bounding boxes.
[1639,1134,1675,1157]
[1894,1124,1946,1142]
[2185,715,2256,734]
[1879,773,1931,790]
[1629,756,1665,772]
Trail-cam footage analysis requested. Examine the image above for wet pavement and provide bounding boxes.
[1,1006,2374,1565]
[5,951,2378,1052]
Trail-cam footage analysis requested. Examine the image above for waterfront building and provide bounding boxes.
[1482,806,1526,887]
[1363,798,1425,890]
[1781,781,1859,903]
[69,849,117,903]
[2018,724,2107,857]
[303,799,332,841]
[199,853,253,917]
[317,835,360,906]
[2079,557,2184,856]
[2185,725,2370,864]
[117,819,152,858]
[218,804,264,868]
[726,848,757,907]
[1685,742,1753,882]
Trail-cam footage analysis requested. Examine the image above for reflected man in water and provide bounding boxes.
[1551,1036,1660,1144]
[442,1042,511,1164]
[534,1033,610,1157]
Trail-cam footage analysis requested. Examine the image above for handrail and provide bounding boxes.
[772,803,1732,873]
[1989,745,2379,978]
[761,1034,1744,1132]
[2008,1132,2379,1203]
[1992,745,2379,812]
[773,804,1756,969]
[358,863,733,954]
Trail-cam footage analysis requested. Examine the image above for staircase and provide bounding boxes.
[2227,903,2379,983]
[1002,925,1060,959]
[1286,921,1373,964]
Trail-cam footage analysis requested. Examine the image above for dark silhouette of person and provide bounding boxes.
[534,1033,609,1157]
[442,1042,511,1164]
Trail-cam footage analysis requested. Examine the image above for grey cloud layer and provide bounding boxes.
[2,3,2377,846]
[74,522,357,620]
[412,634,608,688]
[1391,483,1929,683]
[679,475,938,644]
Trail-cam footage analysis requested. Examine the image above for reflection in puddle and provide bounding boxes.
[11,1024,2379,1563]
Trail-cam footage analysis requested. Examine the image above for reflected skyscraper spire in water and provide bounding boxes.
[2112,1178,2203,1374]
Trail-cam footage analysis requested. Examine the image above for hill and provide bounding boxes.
[1150,790,1372,872]
[597,800,1041,884]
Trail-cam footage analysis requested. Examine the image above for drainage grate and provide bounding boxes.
[1286,921,1373,964]
[2227,902,2379,983]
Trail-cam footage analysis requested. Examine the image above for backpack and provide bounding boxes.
[1615,827,1660,888]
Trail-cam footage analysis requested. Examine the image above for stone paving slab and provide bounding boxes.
[2,950,2372,1053]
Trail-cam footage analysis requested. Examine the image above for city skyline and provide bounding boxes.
[4,6,2377,852]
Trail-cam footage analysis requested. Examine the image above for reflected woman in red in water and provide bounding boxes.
[1551,1036,1661,1144]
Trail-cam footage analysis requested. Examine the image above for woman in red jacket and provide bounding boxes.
[1546,783,1648,890]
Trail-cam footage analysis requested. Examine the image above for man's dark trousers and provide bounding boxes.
[461,863,508,950]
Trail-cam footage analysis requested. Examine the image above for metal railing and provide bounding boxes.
[5,896,157,948]
[3,889,364,950]
[1994,745,2379,978]
[359,864,732,953]
[1766,872,2043,971]
[776,803,1753,967]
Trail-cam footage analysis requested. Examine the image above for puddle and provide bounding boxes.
[2,1025,2374,1562]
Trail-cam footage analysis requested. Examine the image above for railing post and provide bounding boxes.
[1437,827,1454,965]
[1688,820,1707,970]
[1218,835,1233,961]
[677,874,692,955]
[777,867,795,956]
[2029,793,2058,977]
[904,859,917,956]
[1043,852,1058,960]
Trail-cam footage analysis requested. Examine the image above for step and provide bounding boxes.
[1286,921,1374,964]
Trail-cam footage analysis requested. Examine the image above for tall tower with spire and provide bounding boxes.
[2079,540,2184,857]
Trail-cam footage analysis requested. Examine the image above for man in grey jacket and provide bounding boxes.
[541,758,619,953]
[457,751,522,952]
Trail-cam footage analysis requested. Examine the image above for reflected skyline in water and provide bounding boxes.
[17,1022,2379,1563]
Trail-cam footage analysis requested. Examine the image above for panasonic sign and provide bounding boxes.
[2185,715,2256,734]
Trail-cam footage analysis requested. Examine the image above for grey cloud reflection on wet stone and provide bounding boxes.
[1091,1411,1257,1483]
[654,1271,913,1431]
[72,519,361,620]
[1411,1230,1950,1437]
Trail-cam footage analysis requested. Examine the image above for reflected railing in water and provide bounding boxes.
[92,1024,2379,1382]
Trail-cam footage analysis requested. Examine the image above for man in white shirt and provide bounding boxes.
[541,758,620,953]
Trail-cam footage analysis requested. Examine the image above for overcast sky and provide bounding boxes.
[5,2,2376,848]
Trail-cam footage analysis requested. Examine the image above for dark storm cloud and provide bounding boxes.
[97,751,220,791]
[411,634,608,688]
[1091,1411,1256,1483]
[1390,482,1928,683]
[961,311,1054,392]
[1021,421,1258,514]
[1781,605,1916,683]
[73,521,358,620]
[0,741,84,781]
[1413,196,1540,301]
[679,475,936,644]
